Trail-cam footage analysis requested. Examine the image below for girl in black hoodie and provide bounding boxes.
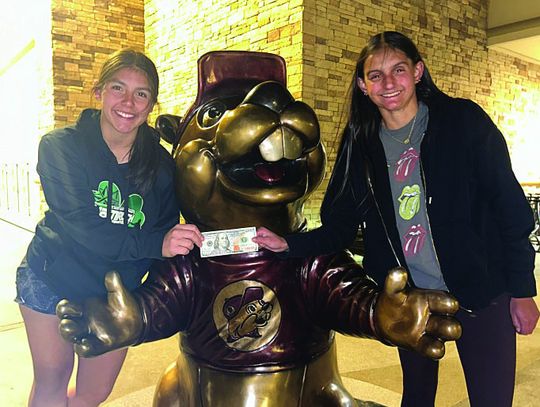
[254,32,538,407]
[16,49,203,407]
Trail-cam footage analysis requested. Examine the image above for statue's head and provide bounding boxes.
[157,51,325,234]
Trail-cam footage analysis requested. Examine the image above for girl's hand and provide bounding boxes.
[162,223,204,257]
[510,297,540,335]
[253,227,289,252]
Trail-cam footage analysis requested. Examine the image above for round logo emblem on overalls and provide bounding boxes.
[213,280,281,351]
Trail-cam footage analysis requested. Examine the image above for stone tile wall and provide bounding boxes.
[51,0,145,127]
[144,0,304,121]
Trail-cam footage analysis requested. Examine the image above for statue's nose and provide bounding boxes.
[259,126,303,162]
[243,81,294,114]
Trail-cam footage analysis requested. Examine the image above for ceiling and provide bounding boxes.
[489,35,540,65]
[487,0,540,64]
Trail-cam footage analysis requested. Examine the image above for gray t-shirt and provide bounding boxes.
[379,102,447,290]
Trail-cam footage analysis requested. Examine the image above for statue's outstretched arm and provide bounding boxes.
[57,258,193,357]
[56,271,144,357]
[305,252,461,360]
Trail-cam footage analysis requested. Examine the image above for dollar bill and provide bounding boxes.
[200,226,259,258]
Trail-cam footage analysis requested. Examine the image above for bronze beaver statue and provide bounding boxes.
[57,51,461,406]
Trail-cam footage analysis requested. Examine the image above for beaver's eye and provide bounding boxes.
[198,101,227,128]
[246,304,257,314]
[224,305,236,317]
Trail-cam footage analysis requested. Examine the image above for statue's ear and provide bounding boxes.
[155,114,182,148]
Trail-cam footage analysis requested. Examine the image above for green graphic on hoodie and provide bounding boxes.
[92,181,145,228]
[93,180,121,208]
[127,194,145,228]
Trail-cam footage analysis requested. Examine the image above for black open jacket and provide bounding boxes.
[286,93,536,310]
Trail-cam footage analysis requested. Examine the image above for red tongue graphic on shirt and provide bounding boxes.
[395,147,419,182]
[403,224,427,257]
[254,164,285,183]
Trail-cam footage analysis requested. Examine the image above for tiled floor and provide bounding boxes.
[1,218,539,407]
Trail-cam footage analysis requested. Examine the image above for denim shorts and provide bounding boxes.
[14,259,62,315]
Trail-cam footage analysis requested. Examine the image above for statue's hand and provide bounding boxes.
[56,271,144,357]
[374,267,462,360]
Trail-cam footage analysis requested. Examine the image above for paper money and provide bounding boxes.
[200,226,259,258]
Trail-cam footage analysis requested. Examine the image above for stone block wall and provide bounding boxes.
[51,0,145,127]
[144,0,304,121]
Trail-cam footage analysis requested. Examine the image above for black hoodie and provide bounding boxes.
[26,109,179,300]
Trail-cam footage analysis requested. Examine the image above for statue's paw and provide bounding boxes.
[56,298,83,319]
[58,318,89,342]
[414,315,462,360]
[74,336,110,358]
[415,335,446,360]
[426,290,460,315]
[426,315,462,341]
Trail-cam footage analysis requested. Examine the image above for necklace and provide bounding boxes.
[387,113,417,145]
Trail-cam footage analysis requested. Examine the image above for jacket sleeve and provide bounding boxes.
[300,251,381,339]
[37,133,179,262]
[468,101,536,297]
[285,135,365,258]
[133,256,193,344]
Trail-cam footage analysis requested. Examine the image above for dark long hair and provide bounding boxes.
[330,31,444,204]
[94,49,161,194]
